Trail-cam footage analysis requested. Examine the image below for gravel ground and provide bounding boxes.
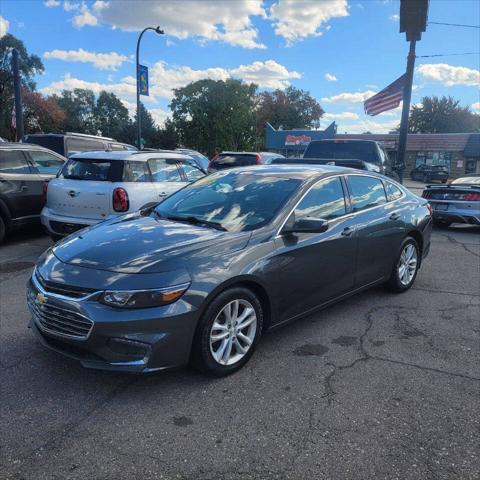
[1,218,479,480]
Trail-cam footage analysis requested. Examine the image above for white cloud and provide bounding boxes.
[325,73,337,82]
[44,0,61,7]
[417,63,480,87]
[149,108,171,127]
[43,48,128,70]
[336,118,400,134]
[321,90,376,103]
[472,102,480,111]
[63,1,80,11]
[72,3,98,28]
[95,0,266,49]
[269,0,349,45]
[229,60,301,89]
[41,59,301,106]
[389,14,399,21]
[324,111,359,120]
[0,16,9,37]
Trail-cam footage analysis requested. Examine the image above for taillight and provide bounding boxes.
[426,203,433,215]
[113,187,129,212]
[464,193,480,201]
[421,191,430,198]
[256,154,262,165]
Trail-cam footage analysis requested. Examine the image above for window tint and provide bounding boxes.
[66,138,105,155]
[59,158,123,181]
[28,150,64,175]
[305,141,379,164]
[384,181,403,202]
[123,161,151,182]
[0,150,31,174]
[295,177,346,221]
[211,154,257,169]
[148,158,183,182]
[348,175,387,211]
[181,159,205,182]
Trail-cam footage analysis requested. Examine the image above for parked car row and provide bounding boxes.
[27,164,432,376]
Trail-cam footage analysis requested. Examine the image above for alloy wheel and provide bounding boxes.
[398,243,418,286]
[209,299,257,366]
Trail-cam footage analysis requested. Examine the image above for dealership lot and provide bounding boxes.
[1,219,479,479]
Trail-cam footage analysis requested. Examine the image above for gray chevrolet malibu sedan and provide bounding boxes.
[27,165,432,376]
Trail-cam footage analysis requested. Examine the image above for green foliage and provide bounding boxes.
[94,91,130,140]
[0,34,44,139]
[52,88,97,134]
[409,96,480,133]
[170,79,257,156]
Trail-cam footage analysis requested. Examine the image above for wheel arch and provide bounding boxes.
[405,229,424,266]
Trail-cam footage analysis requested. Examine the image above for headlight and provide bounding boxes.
[99,283,190,309]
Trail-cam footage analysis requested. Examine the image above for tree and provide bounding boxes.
[52,88,96,134]
[256,86,324,135]
[170,79,257,156]
[151,118,178,150]
[0,34,44,139]
[408,96,480,133]
[94,91,130,139]
[23,89,65,133]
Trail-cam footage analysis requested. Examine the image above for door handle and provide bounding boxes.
[341,226,355,237]
[389,212,400,221]
[20,185,28,192]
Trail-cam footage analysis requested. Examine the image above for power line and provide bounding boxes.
[417,52,480,58]
[428,21,480,29]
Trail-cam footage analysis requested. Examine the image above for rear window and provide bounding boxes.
[23,135,64,155]
[305,141,379,163]
[347,175,387,211]
[59,158,123,181]
[211,154,258,169]
[66,137,106,156]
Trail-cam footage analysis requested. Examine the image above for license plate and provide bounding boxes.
[434,203,448,211]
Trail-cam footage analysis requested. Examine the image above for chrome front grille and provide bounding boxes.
[34,270,97,299]
[27,286,93,340]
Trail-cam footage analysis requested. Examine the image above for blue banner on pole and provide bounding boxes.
[138,64,149,96]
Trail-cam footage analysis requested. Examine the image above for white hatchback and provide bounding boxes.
[41,150,205,240]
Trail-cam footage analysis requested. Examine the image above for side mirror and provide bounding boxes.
[282,214,329,234]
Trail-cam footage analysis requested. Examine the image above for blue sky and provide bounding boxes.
[1,0,479,133]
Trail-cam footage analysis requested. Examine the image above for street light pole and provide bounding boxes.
[136,26,164,150]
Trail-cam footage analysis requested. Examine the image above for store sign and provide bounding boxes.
[285,134,311,146]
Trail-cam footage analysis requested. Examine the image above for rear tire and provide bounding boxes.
[191,287,263,377]
[385,237,420,293]
[0,216,5,244]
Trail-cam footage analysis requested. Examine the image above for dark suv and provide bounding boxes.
[0,143,66,243]
[23,132,136,158]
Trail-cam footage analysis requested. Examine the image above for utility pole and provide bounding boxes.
[12,49,24,141]
[397,0,429,183]
[136,26,164,150]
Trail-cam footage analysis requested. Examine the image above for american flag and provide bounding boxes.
[364,74,406,116]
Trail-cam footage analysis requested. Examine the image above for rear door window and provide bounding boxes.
[27,150,65,175]
[295,176,346,221]
[66,138,106,156]
[384,181,403,202]
[123,161,151,182]
[212,154,257,169]
[0,150,32,174]
[347,175,387,211]
[148,158,183,182]
[59,158,123,181]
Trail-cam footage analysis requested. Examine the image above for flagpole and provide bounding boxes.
[12,49,24,142]
[396,39,417,184]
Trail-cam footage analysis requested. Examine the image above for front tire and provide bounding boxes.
[191,287,263,377]
[0,216,6,244]
[385,237,420,293]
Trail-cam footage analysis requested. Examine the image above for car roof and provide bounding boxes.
[0,142,63,153]
[69,150,193,162]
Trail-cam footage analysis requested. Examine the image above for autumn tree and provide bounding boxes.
[22,89,65,133]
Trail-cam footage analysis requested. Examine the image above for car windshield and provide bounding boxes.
[451,176,480,185]
[155,170,302,232]
[305,141,378,163]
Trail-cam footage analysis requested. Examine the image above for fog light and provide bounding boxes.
[107,338,150,360]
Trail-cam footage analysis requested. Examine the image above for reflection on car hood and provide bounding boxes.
[52,213,250,274]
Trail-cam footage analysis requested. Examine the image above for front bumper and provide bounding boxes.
[27,274,199,373]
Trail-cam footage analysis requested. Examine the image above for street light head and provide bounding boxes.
[155,26,164,35]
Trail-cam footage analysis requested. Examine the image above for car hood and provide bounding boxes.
[52,213,250,274]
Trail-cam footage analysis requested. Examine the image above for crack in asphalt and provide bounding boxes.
[436,232,480,259]
[412,286,480,297]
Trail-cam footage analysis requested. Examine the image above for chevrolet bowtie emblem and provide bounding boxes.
[36,292,48,304]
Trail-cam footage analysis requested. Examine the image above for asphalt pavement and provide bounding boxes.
[1,209,479,479]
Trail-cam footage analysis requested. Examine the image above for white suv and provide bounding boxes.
[41,150,205,240]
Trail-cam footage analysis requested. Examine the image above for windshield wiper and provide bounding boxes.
[161,214,227,231]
